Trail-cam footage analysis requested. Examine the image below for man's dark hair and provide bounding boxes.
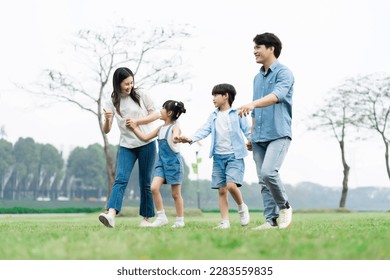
[253,32,282,58]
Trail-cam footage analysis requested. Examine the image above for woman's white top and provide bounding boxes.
[104,91,159,149]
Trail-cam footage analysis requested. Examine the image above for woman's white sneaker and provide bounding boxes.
[99,213,115,228]
[139,219,152,227]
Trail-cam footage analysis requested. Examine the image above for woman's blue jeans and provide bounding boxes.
[107,141,156,218]
[252,137,291,223]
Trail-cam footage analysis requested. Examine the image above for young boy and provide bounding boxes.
[180,83,251,229]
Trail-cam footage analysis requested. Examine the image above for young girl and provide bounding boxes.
[129,100,187,228]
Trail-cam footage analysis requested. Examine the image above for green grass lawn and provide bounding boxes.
[1,210,389,260]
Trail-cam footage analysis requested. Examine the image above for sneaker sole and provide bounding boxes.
[151,222,168,228]
[99,215,114,228]
[171,225,185,228]
[139,223,152,228]
[252,226,278,230]
[278,222,292,229]
[214,225,230,229]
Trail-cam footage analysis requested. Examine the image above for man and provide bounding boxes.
[238,32,294,230]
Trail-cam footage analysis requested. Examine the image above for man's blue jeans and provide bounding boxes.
[107,141,156,218]
[252,137,291,223]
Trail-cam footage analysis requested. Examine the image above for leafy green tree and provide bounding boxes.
[36,143,64,199]
[0,126,6,139]
[67,143,107,199]
[12,137,40,199]
[0,139,15,199]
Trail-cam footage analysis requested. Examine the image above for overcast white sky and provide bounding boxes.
[0,0,390,188]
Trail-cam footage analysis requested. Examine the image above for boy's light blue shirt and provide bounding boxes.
[251,60,294,142]
[191,108,251,159]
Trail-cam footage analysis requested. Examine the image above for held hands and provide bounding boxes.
[126,118,138,130]
[246,141,253,151]
[177,135,192,143]
[173,136,180,144]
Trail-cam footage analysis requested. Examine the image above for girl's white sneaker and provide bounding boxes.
[171,221,185,228]
[151,216,168,227]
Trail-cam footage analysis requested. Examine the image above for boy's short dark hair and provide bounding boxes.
[253,32,282,58]
[211,83,236,107]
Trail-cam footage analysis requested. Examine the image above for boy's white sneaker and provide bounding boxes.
[151,215,168,227]
[214,221,230,229]
[99,213,115,228]
[278,207,293,229]
[238,204,250,226]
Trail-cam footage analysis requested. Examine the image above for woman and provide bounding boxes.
[98,67,160,228]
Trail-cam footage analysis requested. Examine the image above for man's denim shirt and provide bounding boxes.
[251,60,294,142]
[191,108,251,159]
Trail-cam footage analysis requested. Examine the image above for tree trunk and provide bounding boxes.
[339,140,350,208]
[98,115,115,207]
[381,134,390,181]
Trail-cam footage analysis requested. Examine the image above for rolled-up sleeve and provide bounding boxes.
[141,92,159,115]
[272,68,294,103]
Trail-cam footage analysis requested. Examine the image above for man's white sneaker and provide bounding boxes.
[171,221,185,228]
[151,216,168,227]
[99,213,115,228]
[238,204,250,226]
[214,221,230,229]
[139,219,152,227]
[253,222,278,230]
[278,207,293,229]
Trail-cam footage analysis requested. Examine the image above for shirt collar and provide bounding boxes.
[260,59,280,76]
[213,108,235,115]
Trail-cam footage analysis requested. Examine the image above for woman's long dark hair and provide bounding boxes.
[111,67,140,117]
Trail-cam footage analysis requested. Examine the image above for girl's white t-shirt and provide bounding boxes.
[158,123,181,153]
[104,91,159,149]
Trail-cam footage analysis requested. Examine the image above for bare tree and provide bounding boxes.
[309,80,359,208]
[19,23,192,200]
[353,73,390,181]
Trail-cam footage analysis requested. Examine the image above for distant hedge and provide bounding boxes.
[0,207,102,214]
